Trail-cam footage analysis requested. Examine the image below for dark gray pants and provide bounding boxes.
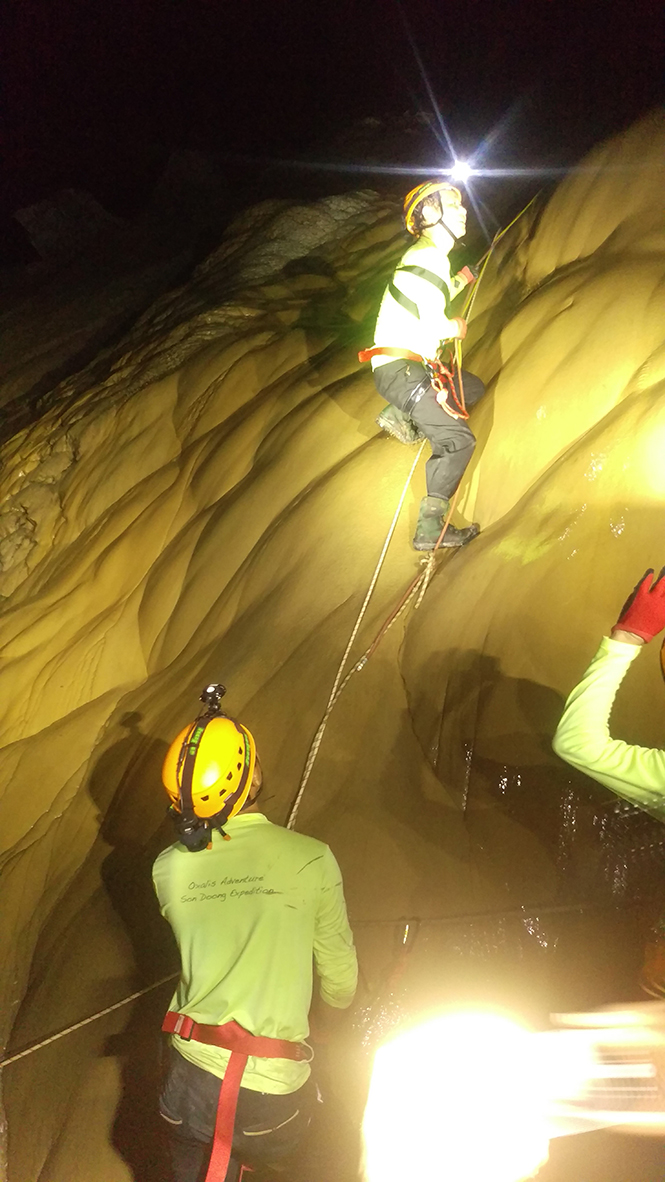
[160,1047,314,1182]
[373,359,485,499]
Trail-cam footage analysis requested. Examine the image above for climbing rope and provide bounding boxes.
[0,971,179,1070]
[286,441,426,829]
[285,415,465,832]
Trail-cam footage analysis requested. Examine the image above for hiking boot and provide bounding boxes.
[376,403,423,445]
[412,496,480,551]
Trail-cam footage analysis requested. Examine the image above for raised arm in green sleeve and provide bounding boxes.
[313,847,358,1009]
[552,636,665,818]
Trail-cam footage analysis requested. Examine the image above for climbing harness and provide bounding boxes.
[286,441,426,829]
[357,345,468,421]
[162,1011,310,1182]
[357,249,470,422]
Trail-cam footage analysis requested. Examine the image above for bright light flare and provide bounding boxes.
[549,1004,665,1132]
[534,1029,598,1109]
[450,160,473,183]
[362,1012,550,1182]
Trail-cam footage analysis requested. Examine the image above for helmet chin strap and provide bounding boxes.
[421,212,462,244]
[441,217,462,243]
[429,216,462,243]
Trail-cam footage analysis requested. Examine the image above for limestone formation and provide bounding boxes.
[1,111,664,1180]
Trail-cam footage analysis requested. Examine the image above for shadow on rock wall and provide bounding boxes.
[89,713,177,980]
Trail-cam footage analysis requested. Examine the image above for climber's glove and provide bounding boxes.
[614,568,665,642]
[458,264,480,285]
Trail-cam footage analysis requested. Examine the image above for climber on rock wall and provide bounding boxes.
[553,568,665,995]
[152,683,358,1182]
[359,181,485,551]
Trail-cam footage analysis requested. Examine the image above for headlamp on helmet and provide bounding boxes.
[162,683,257,851]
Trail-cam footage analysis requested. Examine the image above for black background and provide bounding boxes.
[2,0,663,219]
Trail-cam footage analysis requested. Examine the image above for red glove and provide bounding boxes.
[614,568,665,641]
[458,265,478,286]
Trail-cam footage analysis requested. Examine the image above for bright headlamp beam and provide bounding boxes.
[394,0,457,162]
[220,153,575,180]
[450,160,473,183]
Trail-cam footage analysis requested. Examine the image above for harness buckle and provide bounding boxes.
[173,1013,195,1040]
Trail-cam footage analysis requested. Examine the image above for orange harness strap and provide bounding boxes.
[358,346,468,421]
[357,346,427,366]
[163,1011,308,1182]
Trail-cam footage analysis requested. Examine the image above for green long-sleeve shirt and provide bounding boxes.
[553,636,665,819]
[153,813,358,1092]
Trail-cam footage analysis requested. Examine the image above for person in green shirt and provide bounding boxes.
[361,180,485,551]
[553,568,665,816]
[553,568,665,994]
[153,684,358,1182]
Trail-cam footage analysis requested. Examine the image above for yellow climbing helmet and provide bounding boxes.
[162,683,256,831]
[403,180,463,237]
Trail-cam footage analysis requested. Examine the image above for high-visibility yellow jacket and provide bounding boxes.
[371,237,471,369]
[553,636,665,820]
[153,813,358,1092]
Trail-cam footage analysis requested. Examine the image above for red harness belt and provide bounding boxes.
[358,346,428,366]
[357,346,468,420]
[162,1010,309,1182]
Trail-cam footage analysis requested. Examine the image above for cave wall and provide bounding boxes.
[0,111,664,1180]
